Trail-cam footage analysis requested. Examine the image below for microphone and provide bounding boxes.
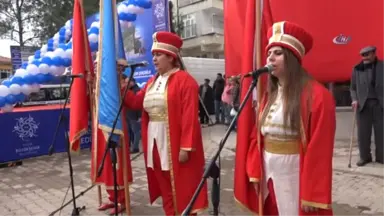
[243,64,274,78]
[61,74,84,78]
[124,61,149,68]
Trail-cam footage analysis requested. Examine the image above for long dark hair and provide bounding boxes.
[260,48,312,135]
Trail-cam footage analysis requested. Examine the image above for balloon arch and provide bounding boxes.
[0,0,152,112]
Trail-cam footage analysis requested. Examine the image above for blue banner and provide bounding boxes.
[85,0,170,88]
[0,108,91,163]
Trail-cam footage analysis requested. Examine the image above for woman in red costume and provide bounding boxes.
[121,31,208,215]
[239,21,336,215]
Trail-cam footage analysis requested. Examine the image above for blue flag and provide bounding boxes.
[96,0,123,143]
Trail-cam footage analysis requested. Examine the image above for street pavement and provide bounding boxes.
[0,111,383,216]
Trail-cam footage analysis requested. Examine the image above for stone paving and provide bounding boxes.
[0,112,383,216]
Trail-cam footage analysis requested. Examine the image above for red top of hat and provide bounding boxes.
[151,31,183,58]
[266,21,313,61]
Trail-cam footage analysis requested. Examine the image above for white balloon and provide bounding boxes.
[53,33,60,40]
[88,34,98,43]
[65,49,73,59]
[9,84,21,95]
[46,51,55,58]
[0,85,10,97]
[66,29,71,35]
[26,64,39,75]
[14,69,25,77]
[21,84,32,95]
[53,40,59,48]
[126,4,137,13]
[65,20,71,29]
[41,44,48,53]
[1,104,14,112]
[118,4,127,14]
[31,84,40,93]
[28,56,34,62]
[49,66,58,75]
[54,48,67,59]
[38,63,50,74]
[55,67,65,76]
[91,21,100,28]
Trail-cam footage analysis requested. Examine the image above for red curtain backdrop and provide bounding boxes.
[224,0,384,82]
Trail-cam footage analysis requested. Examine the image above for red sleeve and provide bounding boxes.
[121,83,149,110]
[301,88,336,209]
[179,76,200,151]
[246,123,261,182]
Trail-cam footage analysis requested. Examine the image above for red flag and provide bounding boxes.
[69,0,94,152]
[233,0,273,213]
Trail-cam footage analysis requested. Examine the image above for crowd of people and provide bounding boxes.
[198,73,241,131]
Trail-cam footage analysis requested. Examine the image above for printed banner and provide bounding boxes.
[85,0,170,88]
[0,108,91,163]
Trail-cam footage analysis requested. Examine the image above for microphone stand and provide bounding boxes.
[96,65,137,216]
[48,76,85,216]
[181,72,262,216]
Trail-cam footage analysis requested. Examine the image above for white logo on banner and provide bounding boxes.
[154,2,165,19]
[13,115,40,141]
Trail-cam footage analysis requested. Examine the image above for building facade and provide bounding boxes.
[0,56,12,80]
[171,0,224,58]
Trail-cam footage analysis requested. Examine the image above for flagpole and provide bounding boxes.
[255,0,264,215]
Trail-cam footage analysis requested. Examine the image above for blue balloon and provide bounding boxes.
[24,75,37,85]
[1,80,11,87]
[63,58,71,67]
[59,27,66,36]
[44,73,54,82]
[59,35,66,43]
[136,0,152,8]
[90,42,98,52]
[66,41,72,49]
[47,45,54,52]
[15,93,26,102]
[89,27,99,35]
[11,76,24,85]
[48,38,54,45]
[58,44,67,50]
[21,63,28,69]
[41,56,53,65]
[119,13,137,22]
[52,56,63,66]
[34,50,41,59]
[0,96,5,107]
[36,73,46,83]
[5,94,16,104]
[32,59,41,66]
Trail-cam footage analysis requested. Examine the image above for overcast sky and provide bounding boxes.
[0,39,18,58]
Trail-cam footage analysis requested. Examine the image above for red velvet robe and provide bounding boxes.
[236,81,336,215]
[122,70,209,214]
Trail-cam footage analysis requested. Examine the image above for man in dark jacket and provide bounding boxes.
[199,79,214,124]
[350,46,383,166]
[212,73,225,124]
[125,77,141,153]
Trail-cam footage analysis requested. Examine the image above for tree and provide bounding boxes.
[168,1,183,35]
[0,0,40,46]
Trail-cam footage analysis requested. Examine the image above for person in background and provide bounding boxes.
[199,78,214,124]
[121,31,208,215]
[125,77,142,154]
[350,45,383,166]
[213,73,225,124]
[230,76,240,131]
[221,77,233,125]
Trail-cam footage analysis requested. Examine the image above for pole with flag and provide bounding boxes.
[92,0,132,215]
[69,0,93,153]
[233,0,273,214]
